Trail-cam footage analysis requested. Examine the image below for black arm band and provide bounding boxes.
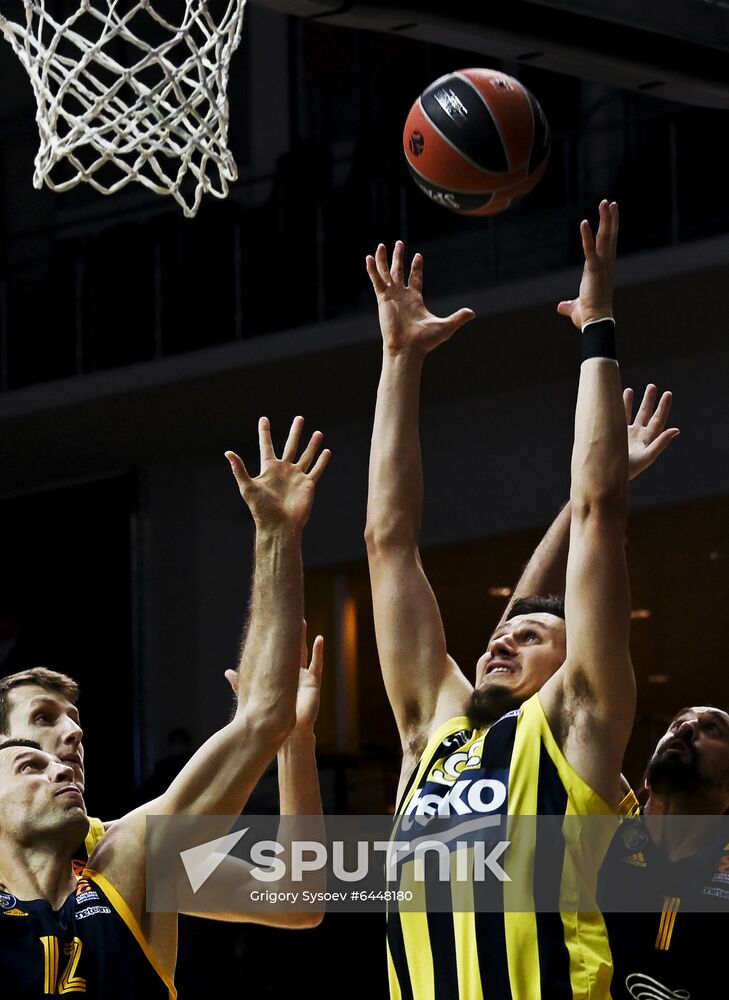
[581,318,616,361]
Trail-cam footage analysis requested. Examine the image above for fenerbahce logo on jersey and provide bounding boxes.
[399,711,519,834]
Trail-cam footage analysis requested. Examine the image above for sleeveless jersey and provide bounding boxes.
[71,817,106,876]
[599,815,729,999]
[0,870,176,999]
[387,693,621,1000]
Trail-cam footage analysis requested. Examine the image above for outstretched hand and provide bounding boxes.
[291,633,324,735]
[225,628,324,735]
[625,384,680,481]
[366,240,474,357]
[557,200,618,330]
[225,416,330,532]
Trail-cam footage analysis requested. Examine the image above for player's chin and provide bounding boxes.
[62,796,86,811]
[467,681,523,726]
[480,670,520,687]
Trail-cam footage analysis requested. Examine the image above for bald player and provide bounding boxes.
[597,705,729,999]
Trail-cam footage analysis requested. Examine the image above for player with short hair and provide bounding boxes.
[0,420,327,926]
[598,705,729,998]
[0,666,104,868]
[0,667,79,734]
[0,414,330,998]
[365,201,636,998]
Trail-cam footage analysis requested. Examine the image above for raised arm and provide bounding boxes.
[276,631,324,820]
[540,201,634,809]
[364,242,474,761]
[224,416,329,733]
[188,631,326,929]
[91,417,330,968]
[156,415,329,816]
[499,384,679,625]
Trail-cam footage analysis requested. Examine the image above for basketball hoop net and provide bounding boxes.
[0,1,246,217]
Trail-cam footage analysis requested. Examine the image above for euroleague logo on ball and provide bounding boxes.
[409,130,425,157]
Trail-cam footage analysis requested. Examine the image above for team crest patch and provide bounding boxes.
[622,826,648,851]
[0,893,17,910]
[430,735,485,785]
[2,907,28,917]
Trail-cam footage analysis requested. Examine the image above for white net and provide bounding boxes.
[0,1,246,217]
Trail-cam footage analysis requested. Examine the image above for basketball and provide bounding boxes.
[403,68,550,216]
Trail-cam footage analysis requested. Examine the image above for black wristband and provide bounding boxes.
[581,318,616,361]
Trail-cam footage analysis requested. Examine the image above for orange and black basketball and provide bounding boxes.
[403,68,550,216]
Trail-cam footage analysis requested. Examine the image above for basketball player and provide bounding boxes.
[365,201,634,998]
[0,415,329,944]
[597,705,729,999]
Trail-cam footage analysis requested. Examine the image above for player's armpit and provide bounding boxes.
[541,506,634,807]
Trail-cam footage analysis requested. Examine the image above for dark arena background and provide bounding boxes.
[1,2,729,996]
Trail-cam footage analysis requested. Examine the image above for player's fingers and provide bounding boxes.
[257,417,275,467]
[646,391,674,436]
[623,387,635,424]
[594,199,611,254]
[366,254,387,295]
[595,199,618,260]
[556,299,576,317]
[408,252,424,292]
[608,201,619,258]
[442,307,475,334]
[225,451,251,487]
[307,635,324,680]
[297,429,324,472]
[374,243,393,285]
[309,448,332,483]
[642,428,680,463]
[579,218,596,260]
[282,415,305,462]
[634,384,658,427]
[391,240,405,284]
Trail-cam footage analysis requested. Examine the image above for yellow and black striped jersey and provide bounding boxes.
[388,693,622,1000]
